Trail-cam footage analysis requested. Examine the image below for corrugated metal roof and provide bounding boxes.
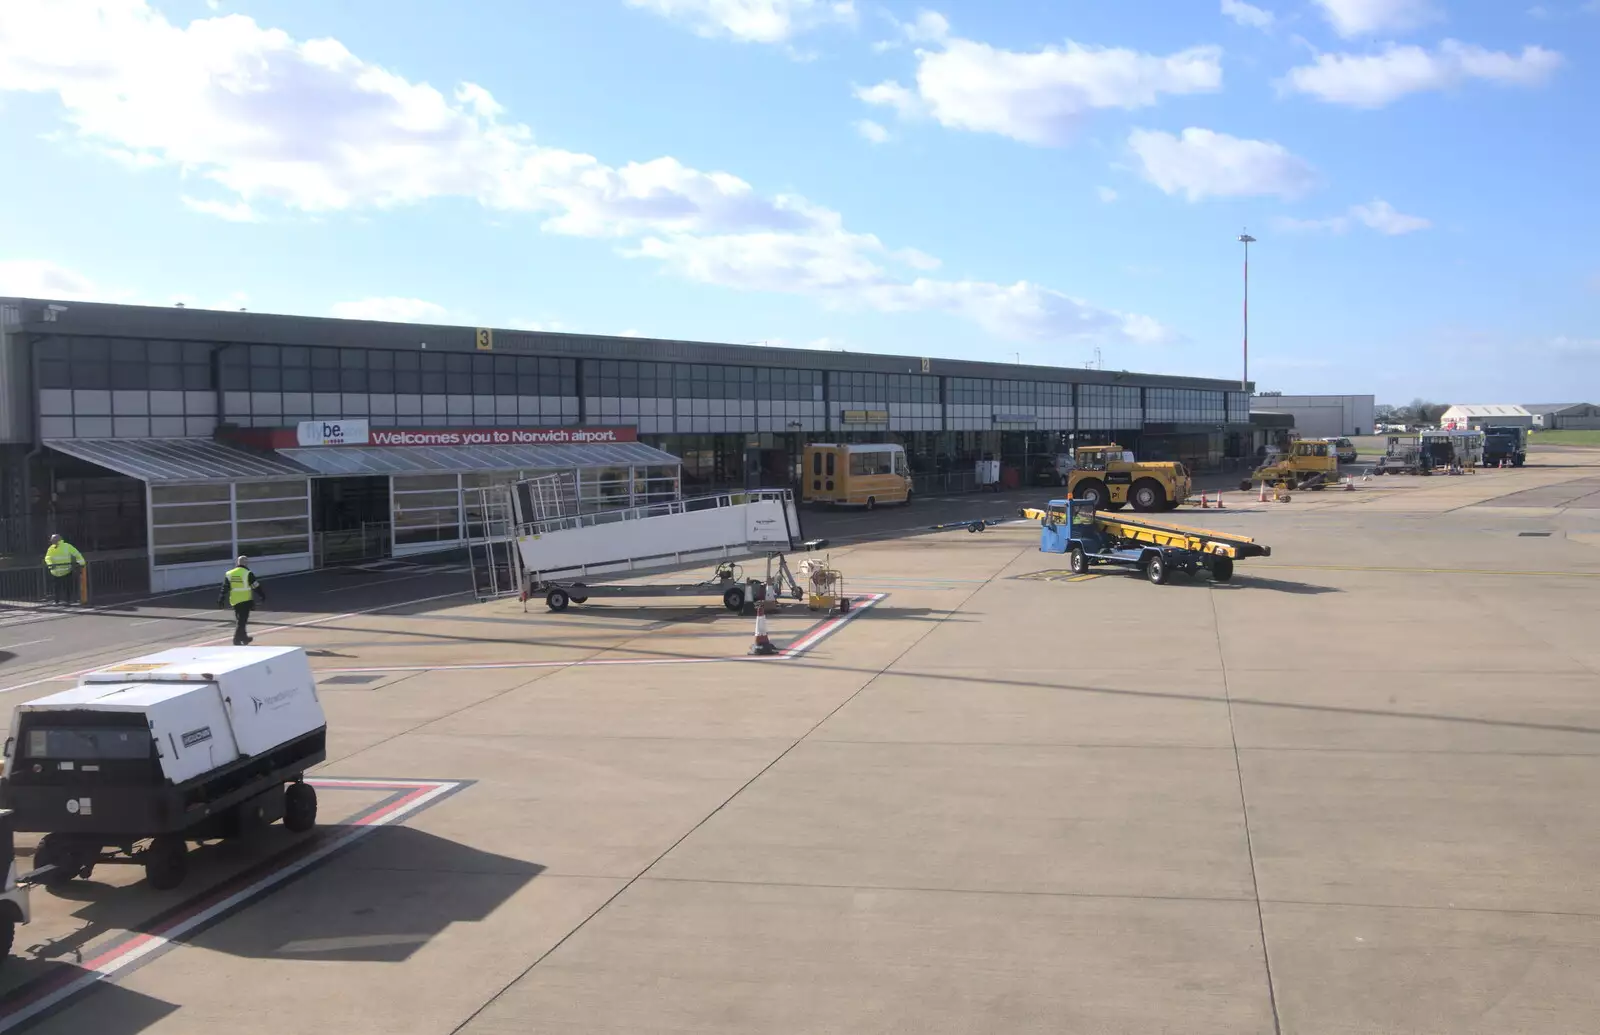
[277,441,680,476]
[45,438,312,483]
[1440,404,1531,418]
[1521,403,1590,415]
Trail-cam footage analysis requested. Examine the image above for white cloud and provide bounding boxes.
[506,318,574,333]
[1282,40,1562,107]
[1349,199,1430,234]
[330,298,449,323]
[854,19,1222,147]
[1128,128,1317,201]
[616,328,645,337]
[1549,335,1600,355]
[1097,186,1119,203]
[1272,198,1430,235]
[853,79,923,118]
[182,196,261,222]
[0,258,102,300]
[624,0,856,44]
[1222,0,1276,29]
[1313,0,1440,37]
[854,118,890,143]
[0,0,1169,346]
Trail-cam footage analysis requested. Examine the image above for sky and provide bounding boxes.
[0,0,1596,404]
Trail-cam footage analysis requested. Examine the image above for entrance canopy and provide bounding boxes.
[44,438,311,484]
[277,440,678,476]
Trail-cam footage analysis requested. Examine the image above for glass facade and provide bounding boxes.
[1145,388,1227,423]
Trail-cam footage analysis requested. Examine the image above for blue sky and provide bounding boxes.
[0,0,1596,404]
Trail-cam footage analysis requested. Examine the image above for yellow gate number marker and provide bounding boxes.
[475,328,494,352]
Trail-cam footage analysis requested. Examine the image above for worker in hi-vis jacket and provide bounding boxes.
[218,555,268,646]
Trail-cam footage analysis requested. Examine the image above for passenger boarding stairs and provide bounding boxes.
[467,477,806,602]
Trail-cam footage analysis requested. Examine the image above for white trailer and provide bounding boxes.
[0,646,327,890]
[512,488,814,613]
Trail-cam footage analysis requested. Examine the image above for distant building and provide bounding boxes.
[1249,394,1375,438]
[1438,403,1600,431]
[1522,403,1600,431]
[1440,404,1535,431]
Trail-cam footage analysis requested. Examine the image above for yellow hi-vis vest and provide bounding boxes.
[44,542,83,577]
[224,566,255,606]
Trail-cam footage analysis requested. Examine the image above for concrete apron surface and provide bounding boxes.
[2,450,1600,1033]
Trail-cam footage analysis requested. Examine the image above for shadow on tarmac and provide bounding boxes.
[0,828,540,1031]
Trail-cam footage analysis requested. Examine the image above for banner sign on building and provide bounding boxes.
[297,419,371,446]
[291,422,635,448]
[841,410,889,424]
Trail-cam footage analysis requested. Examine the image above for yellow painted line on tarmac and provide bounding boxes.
[1258,563,1600,579]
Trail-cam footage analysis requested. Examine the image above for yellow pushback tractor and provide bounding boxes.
[1066,445,1191,513]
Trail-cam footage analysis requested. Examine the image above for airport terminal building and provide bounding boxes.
[0,298,1253,591]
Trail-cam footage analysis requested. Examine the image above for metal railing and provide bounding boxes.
[312,523,392,567]
[0,552,152,607]
[514,488,795,540]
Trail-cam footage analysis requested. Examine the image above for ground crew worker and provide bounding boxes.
[42,534,85,606]
[218,555,267,646]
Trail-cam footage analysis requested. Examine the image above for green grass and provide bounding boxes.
[1534,430,1600,446]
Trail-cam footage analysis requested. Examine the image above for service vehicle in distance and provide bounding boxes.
[1481,425,1527,467]
[1322,436,1358,464]
[802,443,911,509]
[1066,445,1190,513]
[1243,439,1340,491]
[0,646,327,891]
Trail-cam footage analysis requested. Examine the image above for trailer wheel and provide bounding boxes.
[545,587,571,612]
[568,582,590,604]
[1211,557,1235,583]
[284,782,318,833]
[1146,554,1169,585]
[723,587,746,613]
[1238,479,1253,492]
[1069,546,1089,575]
[143,836,187,891]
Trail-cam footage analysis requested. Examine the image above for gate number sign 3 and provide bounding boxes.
[476,328,494,351]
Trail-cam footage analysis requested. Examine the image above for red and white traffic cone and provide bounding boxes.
[748,601,779,656]
[1200,492,1210,509]
[1257,482,1268,503]
[1215,492,1225,509]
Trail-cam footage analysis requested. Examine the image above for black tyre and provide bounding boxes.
[1069,546,1088,574]
[143,835,187,891]
[865,496,876,510]
[723,587,746,613]
[1239,479,1253,492]
[1146,554,1169,585]
[569,582,589,604]
[1130,479,1166,513]
[1513,458,1525,468]
[1073,479,1108,508]
[546,587,570,612]
[1211,556,1235,583]
[284,781,318,833]
[34,834,88,887]
[0,919,13,962]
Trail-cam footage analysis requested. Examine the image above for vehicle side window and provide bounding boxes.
[825,453,835,477]
[812,452,822,476]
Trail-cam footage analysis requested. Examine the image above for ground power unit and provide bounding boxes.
[0,646,327,890]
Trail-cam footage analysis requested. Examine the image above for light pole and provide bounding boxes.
[1238,231,1255,393]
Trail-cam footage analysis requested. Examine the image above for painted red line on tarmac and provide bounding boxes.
[779,594,885,657]
[0,778,462,1033]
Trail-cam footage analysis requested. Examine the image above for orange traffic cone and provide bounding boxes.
[748,601,779,656]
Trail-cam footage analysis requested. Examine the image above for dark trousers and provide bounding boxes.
[50,572,75,605]
[232,602,254,645]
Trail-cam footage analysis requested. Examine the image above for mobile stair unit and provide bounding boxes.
[493,479,813,613]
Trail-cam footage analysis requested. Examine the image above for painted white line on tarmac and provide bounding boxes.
[0,639,50,652]
[0,588,471,696]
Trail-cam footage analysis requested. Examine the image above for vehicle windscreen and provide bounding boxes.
[25,727,153,761]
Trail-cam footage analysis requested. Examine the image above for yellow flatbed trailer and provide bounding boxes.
[1023,499,1271,584]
